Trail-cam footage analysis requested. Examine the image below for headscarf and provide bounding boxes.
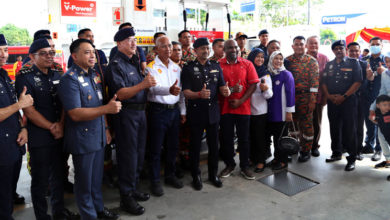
[267,50,285,75]
[248,48,267,78]
[384,51,390,77]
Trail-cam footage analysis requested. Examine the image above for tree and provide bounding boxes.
[0,24,32,46]
[320,29,337,44]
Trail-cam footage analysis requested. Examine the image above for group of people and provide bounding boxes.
[1,22,390,220]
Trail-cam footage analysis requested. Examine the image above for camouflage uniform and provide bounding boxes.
[239,48,249,59]
[181,47,196,62]
[209,55,222,62]
[146,49,157,64]
[286,54,319,152]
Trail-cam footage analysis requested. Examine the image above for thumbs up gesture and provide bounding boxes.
[199,83,211,99]
[220,81,231,97]
[232,79,243,93]
[366,63,374,81]
[142,73,157,88]
[105,94,122,114]
[377,62,386,74]
[18,86,34,109]
[169,79,181,96]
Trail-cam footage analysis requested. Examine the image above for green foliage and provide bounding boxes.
[0,24,32,46]
[320,29,337,44]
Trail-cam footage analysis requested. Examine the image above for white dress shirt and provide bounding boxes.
[250,74,273,115]
[147,55,186,115]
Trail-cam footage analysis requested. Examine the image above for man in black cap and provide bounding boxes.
[322,40,362,171]
[16,38,79,220]
[235,32,249,59]
[181,37,230,190]
[256,29,269,57]
[105,27,156,216]
[0,34,33,220]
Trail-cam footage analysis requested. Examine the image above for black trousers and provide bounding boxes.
[249,114,269,164]
[268,121,289,163]
[189,122,219,178]
[328,96,358,162]
[220,114,250,169]
[30,144,65,220]
[0,163,15,220]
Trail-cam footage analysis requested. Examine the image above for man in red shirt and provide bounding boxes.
[219,40,259,180]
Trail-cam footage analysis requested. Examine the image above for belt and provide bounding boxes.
[149,102,179,110]
[122,103,146,111]
[295,89,310,95]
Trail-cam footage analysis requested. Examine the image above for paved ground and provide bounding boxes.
[13,107,390,220]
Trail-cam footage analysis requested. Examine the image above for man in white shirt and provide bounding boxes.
[146,36,186,197]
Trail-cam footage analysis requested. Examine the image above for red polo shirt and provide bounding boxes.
[219,56,259,115]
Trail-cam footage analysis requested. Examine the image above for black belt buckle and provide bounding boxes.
[150,102,178,110]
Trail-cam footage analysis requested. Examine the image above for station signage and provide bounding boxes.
[61,0,97,17]
[189,31,224,42]
[321,13,366,25]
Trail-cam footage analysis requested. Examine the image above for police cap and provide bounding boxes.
[258,29,268,36]
[29,38,51,54]
[0,34,7,46]
[193,37,209,49]
[331,40,346,50]
[114,28,135,42]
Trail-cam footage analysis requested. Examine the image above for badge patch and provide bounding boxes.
[82,82,89,87]
[94,76,101,84]
[78,76,85,83]
[340,68,352,72]
[129,72,134,75]
[210,70,219,73]
[33,76,41,82]
[158,69,162,74]
[329,64,333,70]
[194,67,199,72]
[53,80,60,85]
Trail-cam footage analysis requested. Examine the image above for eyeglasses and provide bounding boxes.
[34,50,56,57]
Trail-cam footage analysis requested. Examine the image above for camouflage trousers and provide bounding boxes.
[293,93,314,152]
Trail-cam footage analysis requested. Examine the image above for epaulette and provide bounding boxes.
[18,66,34,75]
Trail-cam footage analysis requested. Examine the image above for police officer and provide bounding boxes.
[58,39,120,220]
[0,34,33,220]
[105,28,156,216]
[181,38,230,190]
[16,38,78,220]
[323,40,362,171]
[256,29,269,57]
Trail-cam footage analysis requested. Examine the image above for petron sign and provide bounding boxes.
[61,0,97,17]
[321,13,366,25]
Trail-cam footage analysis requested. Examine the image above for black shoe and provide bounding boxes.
[254,163,265,173]
[151,182,164,197]
[132,191,150,201]
[209,176,223,188]
[13,193,25,205]
[298,151,311,163]
[287,155,292,162]
[120,196,145,216]
[64,181,74,194]
[175,167,185,179]
[325,155,342,163]
[165,176,184,189]
[356,153,364,161]
[311,148,320,157]
[271,162,287,171]
[374,161,390,169]
[345,162,355,171]
[97,207,119,220]
[361,146,374,154]
[372,151,382,161]
[192,175,203,191]
[387,175,390,181]
[53,209,80,220]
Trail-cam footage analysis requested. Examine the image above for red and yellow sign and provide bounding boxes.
[189,31,224,42]
[61,0,96,17]
[135,36,153,45]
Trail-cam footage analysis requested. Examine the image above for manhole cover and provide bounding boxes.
[258,170,319,196]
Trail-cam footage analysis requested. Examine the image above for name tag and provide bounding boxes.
[210,70,219,73]
[340,68,352,72]
[97,91,103,100]
[53,80,60,85]
[82,82,89,87]
[78,76,85,83]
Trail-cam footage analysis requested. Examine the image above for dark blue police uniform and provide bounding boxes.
[356,60,368,154]
[362,54,386,152]
[58,64,106,220]
[15,65,65,220]
[105,51,147,197]
[323,57,363,162]
[0,67,22,220]
[181,59,225,179]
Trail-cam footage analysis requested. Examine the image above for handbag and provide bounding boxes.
[278,121,300,155]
